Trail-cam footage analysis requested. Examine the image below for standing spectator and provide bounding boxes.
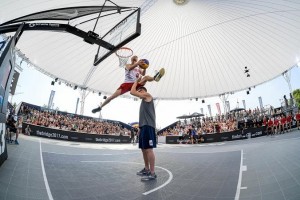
[16,117,23,135]
[286,113,292,132]
[274,117,280,135]
[267,118,274,136]
[25,125,32,136]
[130,78,157,181]
[130,128,135,143]
[296,110,300,130]
[6,115,18,144]
[280,114,286,134]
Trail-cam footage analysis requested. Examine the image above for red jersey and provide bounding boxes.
[281,117,286,124]
[296,113,300,121]
[287,115,292,123]
[263,118,267,126]
[268,120,273,127]
[274,119,279,126]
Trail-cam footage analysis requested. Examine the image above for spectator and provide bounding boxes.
[25,125,32,136]
[295,110,300,130]
[6,115,18,144]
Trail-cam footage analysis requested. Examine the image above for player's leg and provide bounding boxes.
[138,68,165,85]
[137,129,150,176]
[142,149,150,171]
[92,89,122,113]
[139,75,154,85]
[101,89,122,108]
[141,126,157,181]
[146,149,155,174]
[153,68,165,82]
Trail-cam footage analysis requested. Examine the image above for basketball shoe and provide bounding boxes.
[154,68,165,82]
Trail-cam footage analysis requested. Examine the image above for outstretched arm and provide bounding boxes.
[130,79,151,101]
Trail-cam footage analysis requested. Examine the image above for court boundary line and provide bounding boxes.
[40,139,54,200]
[81,160,173,195]
[42,151,140,156]
[235,149,244,200]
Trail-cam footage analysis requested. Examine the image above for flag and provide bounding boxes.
[225,101,230,113]
[48,90,55,109]
[258,96,263,111]
[242,100,246,110]
[216,103,221,115]
[208,105,212,117]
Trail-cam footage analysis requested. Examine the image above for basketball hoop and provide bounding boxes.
[115,47,133,67]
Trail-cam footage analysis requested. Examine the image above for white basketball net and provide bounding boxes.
[115,47,133,68]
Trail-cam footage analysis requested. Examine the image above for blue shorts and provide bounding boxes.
[139,125,156,149]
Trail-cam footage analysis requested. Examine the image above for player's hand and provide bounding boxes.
[137,59,145,66]
[136,76,142,83]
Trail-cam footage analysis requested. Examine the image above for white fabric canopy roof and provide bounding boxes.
[1,0,300,100]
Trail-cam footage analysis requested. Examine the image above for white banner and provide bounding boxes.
[208,105,212,117]
[258,96,263,111]
[226,101,230,113]
[242,100,246,110]
[48,90,55,109]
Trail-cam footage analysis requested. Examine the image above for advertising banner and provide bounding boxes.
[166,126,267,144]
[216,103,221,115]
[23,123,131,143]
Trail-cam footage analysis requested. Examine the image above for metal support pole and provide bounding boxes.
[79,90,90,115]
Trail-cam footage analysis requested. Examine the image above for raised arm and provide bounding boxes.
[130,78,151,101]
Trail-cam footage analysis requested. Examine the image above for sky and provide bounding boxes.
[10,61,300,129]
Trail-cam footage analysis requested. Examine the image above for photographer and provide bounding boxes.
[25,124,32,136]
[6,115,18,144]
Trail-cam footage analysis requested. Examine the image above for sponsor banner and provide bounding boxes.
[207,105,212,117]
[166,127,267,144]
[23,123,130,143]
[48,90,55,109]
[200,108,204,115]
[216,103,221,115]
[258,96,263,111]
[0,122,7,166]
[225,101,230,113]
[0,123,5,154]
[246,126,267,138]
[242,100,246,110]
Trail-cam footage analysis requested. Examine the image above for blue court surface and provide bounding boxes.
[1,130,300,200]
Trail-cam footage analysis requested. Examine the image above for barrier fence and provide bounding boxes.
[22,123,131,143]
[166,126,267,144]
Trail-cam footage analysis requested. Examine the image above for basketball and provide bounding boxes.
[139,59,149,69]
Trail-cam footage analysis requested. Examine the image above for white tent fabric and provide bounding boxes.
[1,0,300,100]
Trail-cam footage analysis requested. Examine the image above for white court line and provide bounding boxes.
[235,149,244,200]
[40,139,54,200]
[42,151,139,156]
[81,160,173,195]
[157,149,240,154]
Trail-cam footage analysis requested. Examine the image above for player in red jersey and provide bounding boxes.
[286,113,292,132]
[280,114,286,134]
[296,110,300,130]
[274,117,279,135]
[267,118,274,136]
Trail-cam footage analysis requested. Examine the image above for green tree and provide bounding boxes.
[293,89,300,108]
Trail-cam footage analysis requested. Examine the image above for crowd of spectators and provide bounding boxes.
[159,105,299,139]
[10,101,300,143]
[19,105,131,136]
